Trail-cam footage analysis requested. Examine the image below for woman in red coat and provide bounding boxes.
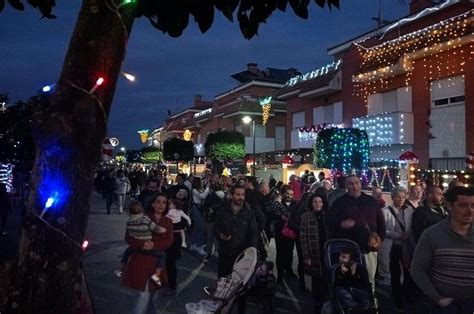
[122,193,174,314]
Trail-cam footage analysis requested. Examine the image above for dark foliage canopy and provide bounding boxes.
[1,0,340,39]
[163,137,194,161]
[205,130,245,160]
[0,94,49,171]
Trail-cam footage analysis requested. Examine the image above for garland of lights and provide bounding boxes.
[353,10,473,100]
[0,163,14,192]
[260,96,272,126]
[314,128,370,174]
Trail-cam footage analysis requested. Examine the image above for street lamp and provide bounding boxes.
[242,116,256,177]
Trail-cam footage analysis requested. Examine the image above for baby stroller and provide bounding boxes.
[185,247,258,314]
[323,239,377,314]
[247,259,277,313]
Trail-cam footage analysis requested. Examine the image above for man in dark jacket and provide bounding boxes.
[244,176,267,259]
[214,185,258,278]
[411,185,446,243]
[329,175,386,292]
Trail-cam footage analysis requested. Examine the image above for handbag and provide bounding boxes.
[281,222,296,240]
[364,220,382,252]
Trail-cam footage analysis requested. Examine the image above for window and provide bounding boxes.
[292,111,305,128]
[433,95,465,107]
[275,125,285,150]
[253,124,266,137]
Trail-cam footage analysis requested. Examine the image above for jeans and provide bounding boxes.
[117,193,126,213]
[134,282,158,314]
[364,251,378,293]
[121,246,166,269]
[189,204,205,247]
[335,286,370,310]
[274,232,295,278]
[105,193,114,214]
[205,222,215,255]
[390,244,413,308]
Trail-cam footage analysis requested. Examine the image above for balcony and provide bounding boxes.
[352,112,414,146]
[245,137,276,153]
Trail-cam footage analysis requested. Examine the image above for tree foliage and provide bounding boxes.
[163,137,194,161]
[1,0,340,39]
[205,130,245,160]
[141,146,162,163]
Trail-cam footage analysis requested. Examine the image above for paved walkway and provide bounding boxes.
[83,192,316,314]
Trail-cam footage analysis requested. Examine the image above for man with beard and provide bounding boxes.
[411,185,447,243]
[213,185,258,278]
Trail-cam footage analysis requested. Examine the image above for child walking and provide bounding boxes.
[115,201,166,286]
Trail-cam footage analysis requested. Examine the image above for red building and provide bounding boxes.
[283,0,473,171]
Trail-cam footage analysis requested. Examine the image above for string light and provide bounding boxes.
[122,72,136,81]
[0,163,14,192]
[353,11,473,99]
[89,77,105,94]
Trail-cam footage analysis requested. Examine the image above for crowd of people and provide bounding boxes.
[94,167,474,314]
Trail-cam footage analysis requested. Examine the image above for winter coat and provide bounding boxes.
[300,211,327,276]
[202,190,226,223]
[213,202,258,257]
[115,176,130,195]
[122,214,173,292]
[411,203,447,243]
[382,204,414,249]
[329,192,386,253]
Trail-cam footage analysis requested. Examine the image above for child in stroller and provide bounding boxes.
[334,248,371,313]
[324,239,376,314]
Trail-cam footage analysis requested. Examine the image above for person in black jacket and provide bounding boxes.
[411,185,446,243]
[202,183,226,261]
[244,176,267,259]
[213,185,258,278]
[274,185,299,283]
[288,191,313,290]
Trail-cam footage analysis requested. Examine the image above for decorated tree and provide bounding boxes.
[314,128,370,174]
[163,137,194,162]
[205,130,245,160]
[141,146,162,164]
[0,0,340,312]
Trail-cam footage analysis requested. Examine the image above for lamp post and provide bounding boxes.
[120,146,126,164]
[242,116,256,177]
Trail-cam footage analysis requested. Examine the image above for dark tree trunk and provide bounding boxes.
[1,1,136,313]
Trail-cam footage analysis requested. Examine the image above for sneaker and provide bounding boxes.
[114,270,123,278]
[151,274,162,287]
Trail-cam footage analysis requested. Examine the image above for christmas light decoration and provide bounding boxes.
[137,129,149,144]
[314,128,370,175]
[260,96,272,126]
[352,112,413,146]
[353,10,473,99]
[0,163,14,192]
[298,123,344,142]
[89,77,105,94]
[121,72,135,81]
[286,60,342,87]
[194,108,213,118]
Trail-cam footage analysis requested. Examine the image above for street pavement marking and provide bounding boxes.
[162,262,206,312]
[282,279,302,312]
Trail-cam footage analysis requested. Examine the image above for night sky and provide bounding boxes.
[0,1,407,149]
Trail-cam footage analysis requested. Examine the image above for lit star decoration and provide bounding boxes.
[353,10,473,100]
[259,96,272,125]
